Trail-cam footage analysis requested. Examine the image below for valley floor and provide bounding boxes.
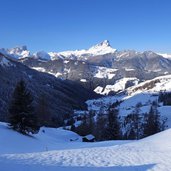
[1,122,171,171]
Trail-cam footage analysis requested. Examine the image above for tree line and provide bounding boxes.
[7,80,168,140]
[71,101,167,141]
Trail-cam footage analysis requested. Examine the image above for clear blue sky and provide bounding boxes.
[0,0,171,53]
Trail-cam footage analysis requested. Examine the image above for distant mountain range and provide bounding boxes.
[1,40,171,127]
[1,40,170,94]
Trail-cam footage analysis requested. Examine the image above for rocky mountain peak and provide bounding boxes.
[91,40,111,49]
[88,40,116,55]
[10,45,27,51]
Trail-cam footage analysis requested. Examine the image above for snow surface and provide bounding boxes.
[94,66,117,79]
[94,77,139,95]
[94,86,104,94]
[80,79,87,82]
[55,72,62,77]
[1,122,171,171]
[33,51,51,60]
[32,67,63,78]
[63,60,70,64]
[32,67,46,72]
[128,74,171,94]
[104,77,139,94]
[157,53,171,59]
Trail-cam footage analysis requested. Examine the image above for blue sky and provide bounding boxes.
[0,0,171,53]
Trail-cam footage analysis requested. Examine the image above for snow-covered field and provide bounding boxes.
[1,122,171,171]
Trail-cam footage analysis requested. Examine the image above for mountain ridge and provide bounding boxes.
[1,41,171,95]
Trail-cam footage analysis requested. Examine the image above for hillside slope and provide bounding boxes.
[0,122,171,171]
[0,52,98,124]
[85,75,171,130]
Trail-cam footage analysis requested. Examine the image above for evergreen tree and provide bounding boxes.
[123,114,136,140]
[70,124,76,132]
[105,106,120,140]
[87,110,95,134]
[8,80,40,135]
[132,103,142,139]
[74,111,95,136]
[123,103,142,140]
[75,115,90,136]
[143,101,161,137]
[36,94,51,127]
[94,112,107,141]
[159,91,171,106]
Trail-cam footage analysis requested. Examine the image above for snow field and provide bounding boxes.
[1,122,171,170]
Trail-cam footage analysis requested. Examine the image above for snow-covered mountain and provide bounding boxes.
[2,41,171,62]
[2,41,171,95]
[20,49,171,93]
[49,40,116,60]
[0,40,116,61]
[0,46,30,59]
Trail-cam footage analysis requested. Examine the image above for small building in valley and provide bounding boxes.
[82,134,95,142]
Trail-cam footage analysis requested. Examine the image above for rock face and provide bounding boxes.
[0,52,98,125]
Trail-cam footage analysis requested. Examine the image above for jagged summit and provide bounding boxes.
[90,40,111,49]
[88,40,116,56]
[102,40,111,46]
[9,45,28,51]
[0,45,30,59]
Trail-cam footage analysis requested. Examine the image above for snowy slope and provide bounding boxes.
[1,122,171,171]
[94,66,118,79]
[127,74,171,94]
[0,122,81,154]
[86,74,171,128]
[157,53,171,59]
[94,77,139,95]
[0,122,129,154]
